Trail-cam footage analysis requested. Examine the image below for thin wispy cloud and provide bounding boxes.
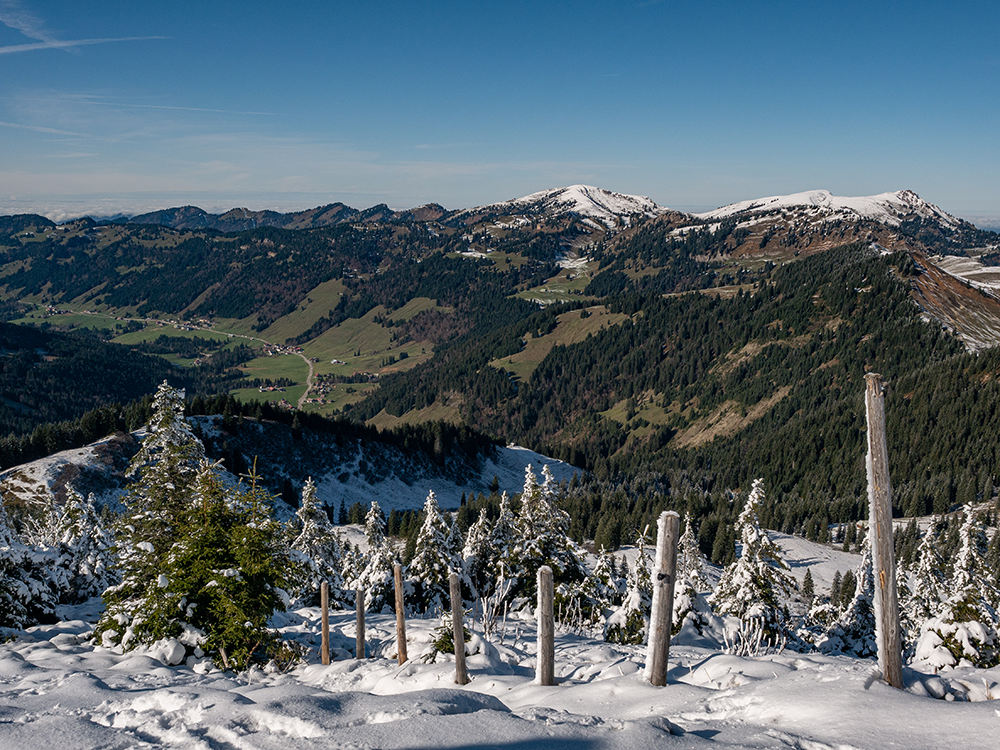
[0,0,57,43]
[0,1,165,54]
[0,36,166,55]
[79,99,282,117]
[0,119,83,136]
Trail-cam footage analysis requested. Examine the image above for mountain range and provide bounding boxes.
[2,184,1000,539]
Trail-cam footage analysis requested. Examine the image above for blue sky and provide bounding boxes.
[2,1,999,226]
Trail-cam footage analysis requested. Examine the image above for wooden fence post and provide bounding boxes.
[394,563,408,665]
[450,572,469,685]
[646,510,680,686]
[864,372,903,689]
[355,588,365,659]
[320,580,330,665]
[537,565,555,686]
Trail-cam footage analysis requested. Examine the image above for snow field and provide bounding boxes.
[2,599,999,750]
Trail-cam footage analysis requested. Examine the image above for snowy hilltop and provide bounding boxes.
[697,188,962,228]
[460,184,668,229]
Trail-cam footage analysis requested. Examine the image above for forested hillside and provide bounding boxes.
[352,244,1000,534]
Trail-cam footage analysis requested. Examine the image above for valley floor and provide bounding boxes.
[2,600,997,750]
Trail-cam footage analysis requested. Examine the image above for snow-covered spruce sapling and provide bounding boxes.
[353,500,398,612]
[54,487,117,603]
[165,463,293,670]
[408,490,455,614]
[709,479,794,647]
[672,513,712,637]
[288,477,346,608]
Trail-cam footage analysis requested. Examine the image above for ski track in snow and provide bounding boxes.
[3,599,999,750]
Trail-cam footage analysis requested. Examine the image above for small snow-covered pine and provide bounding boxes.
[461,508,494,600]
[672,513,713,638]
[506,465,584,598]
[354,501,398,613]
[288,477,345,608]
[407,491,454,613]
[709,479,794,642]
[821,535,877,658]
[54,488,117,603]
[575,545,624,628]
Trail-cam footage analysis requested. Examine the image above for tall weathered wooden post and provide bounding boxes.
[320,580,330,665]
[864,372,903,689]
[646,511,680,686]
[450,572,469,685]
[394,563,408,664]
[537,565,555,686]
[355,588,366,659]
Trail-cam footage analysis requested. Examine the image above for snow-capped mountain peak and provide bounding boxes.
[467,184,668,229]
[697,189,961,229]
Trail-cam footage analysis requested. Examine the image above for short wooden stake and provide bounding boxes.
[646,510,680,686]
[450,572,469,685]
[320,580,330,665]
[394,563,408,664]
[864,373,903,689]
[355,588,365,659]
[537,565,555,686]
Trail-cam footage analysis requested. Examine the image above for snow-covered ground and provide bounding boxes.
[3,597,998,750]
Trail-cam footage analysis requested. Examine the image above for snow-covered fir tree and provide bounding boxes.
[353,500,398,612]
[898,519,945,648]
[506,465,584,598]
[672,513,712,637]
[709,479,794,642]
[0,501,33,628]
[605,531,652,644]
[54,487,117,603]
[97,382,206,648]
[915,504,1000,669]
[288,478,345,608]
[488,491,516,581]
[407,491,454,613]
[461,508,494,599]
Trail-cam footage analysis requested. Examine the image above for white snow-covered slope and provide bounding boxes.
[3,597,998,750]
[465,185,668,229]
[698,189,961,229]
[0,423,580,517]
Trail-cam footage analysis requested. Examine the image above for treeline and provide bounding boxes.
[0,387,501,482]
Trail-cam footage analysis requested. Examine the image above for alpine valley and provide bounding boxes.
[2,185,1000,549]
